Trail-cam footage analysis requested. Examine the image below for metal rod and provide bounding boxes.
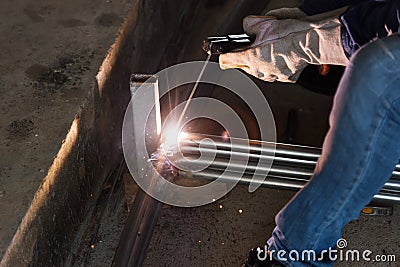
[176,133,400,180]
[179,133,321,159]
[178,169,400,203]
[176,156,314,179]
[180,170,305,190]
[174,133,400,204]
[177,156,400,193]
[180,142,400,179]
[180,146,317,168]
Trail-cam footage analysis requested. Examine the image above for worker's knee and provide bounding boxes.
[330,35,400,126]
[347,35,400,98]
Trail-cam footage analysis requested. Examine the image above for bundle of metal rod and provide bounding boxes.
[174,133,400,204]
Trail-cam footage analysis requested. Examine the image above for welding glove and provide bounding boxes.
[264,6,347,21]
[219,12,349,83]
[264,7,307,20]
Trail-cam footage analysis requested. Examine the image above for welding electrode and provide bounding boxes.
[178,34,254,128]
[202,33,255,55]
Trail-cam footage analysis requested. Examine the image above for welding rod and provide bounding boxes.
[174,133,400,203]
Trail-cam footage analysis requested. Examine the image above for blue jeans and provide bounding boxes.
[267,35,400,266]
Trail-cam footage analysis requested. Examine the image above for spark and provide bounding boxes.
[222,130,230,140]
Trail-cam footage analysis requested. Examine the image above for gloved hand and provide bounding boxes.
[220,11,349,83]
[264,7,307,20]
[264,6,347,21]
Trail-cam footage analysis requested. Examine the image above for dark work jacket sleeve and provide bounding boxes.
[341,0,400,57]
[300,0,400,57]
[299,0,364,15]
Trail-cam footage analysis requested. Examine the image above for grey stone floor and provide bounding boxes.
[73,178,399,266]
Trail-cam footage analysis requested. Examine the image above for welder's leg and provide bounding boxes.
[267,35,400,267]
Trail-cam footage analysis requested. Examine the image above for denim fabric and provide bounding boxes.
[267,35,400,266]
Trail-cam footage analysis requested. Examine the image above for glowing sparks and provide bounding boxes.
[222,130,230,140]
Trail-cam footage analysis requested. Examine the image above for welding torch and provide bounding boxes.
[202,33,254,55]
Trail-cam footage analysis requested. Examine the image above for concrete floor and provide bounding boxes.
[0,0,134,259]
[72,174,400,267]
[1,0,399,266]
